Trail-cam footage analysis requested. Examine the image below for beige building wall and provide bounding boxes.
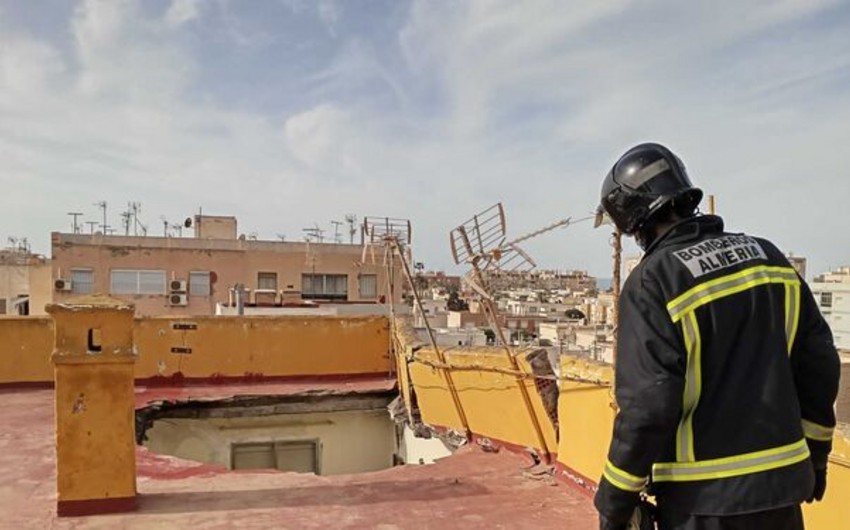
[0,252,50,315]
[193,215,237,240]
[143,409,395,476]
[51,232,401,316]
[27,262,52,316]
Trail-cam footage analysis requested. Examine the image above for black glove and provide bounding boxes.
[599,515,628,530]
[806,468,827,503]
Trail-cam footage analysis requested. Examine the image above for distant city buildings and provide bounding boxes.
[811,266,850,351]
[49,215,402,317]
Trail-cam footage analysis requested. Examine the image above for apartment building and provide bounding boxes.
[50,215,401,316]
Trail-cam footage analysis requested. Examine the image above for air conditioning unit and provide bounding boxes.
[169,280,187,292]
[169,293,188,306]
[54,278,72,291]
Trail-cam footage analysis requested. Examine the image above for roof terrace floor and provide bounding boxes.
[0,383,597,529]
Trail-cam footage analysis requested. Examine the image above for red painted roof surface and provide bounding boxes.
[0,384,597,529]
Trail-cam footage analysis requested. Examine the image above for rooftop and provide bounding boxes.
[1,382,597,529]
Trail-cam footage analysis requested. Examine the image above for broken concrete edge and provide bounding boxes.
[134,388,398,445]
[45,294,136,313]
[422,421,599,499]
[0,371,397,391]
[559,355,614,386]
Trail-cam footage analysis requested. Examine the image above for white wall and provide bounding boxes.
[398,425,452,465]
[144,409,396,476]
[811,282,850,351]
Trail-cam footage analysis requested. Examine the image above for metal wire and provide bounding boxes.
[410,356,612,387]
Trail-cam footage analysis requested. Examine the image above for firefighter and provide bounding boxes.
[593,143,840,530]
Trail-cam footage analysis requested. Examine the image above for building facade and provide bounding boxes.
[50,216,403,316]
[811,266,850,351]
[0,250,51,316]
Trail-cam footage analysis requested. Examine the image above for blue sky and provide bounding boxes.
[1,0,849,278]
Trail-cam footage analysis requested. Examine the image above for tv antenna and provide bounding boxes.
[128,201,147,236]
[344,214,357,244]
[447,203,595,461]
[330,220,343,244]
[362,215,472,440]
[94,200,108,234]
[67,212,83,234]
[120,209,132,236]
[302,224,324,243]
[7,237,30,253]
[85,221,99,234]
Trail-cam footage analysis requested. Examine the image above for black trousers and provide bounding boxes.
[657,504,804,530]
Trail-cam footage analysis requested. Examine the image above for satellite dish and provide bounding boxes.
[184,217,193,228]
[238,234,246,241]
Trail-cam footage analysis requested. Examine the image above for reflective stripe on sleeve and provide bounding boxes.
[603,460,648,492]
[676,311,701,462]
[785,283,801,355]
[802,419,834,442]
[652,439,809,482]
[667,265,800,323]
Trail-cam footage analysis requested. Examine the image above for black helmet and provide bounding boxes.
[596,142,702,235]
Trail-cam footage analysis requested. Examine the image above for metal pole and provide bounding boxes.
[468,255,552,462]
[610,230,622,410]
[394,240,473,441]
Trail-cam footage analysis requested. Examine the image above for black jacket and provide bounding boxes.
[594,215,840,521]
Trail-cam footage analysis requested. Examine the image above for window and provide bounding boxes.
[257,272,278,290]
[189,271,211,296]
[359,274,377,299]
[0,298,6,315]
[231,440,319,474]
[820,292,833,308]
[302,274,348,300]
[110,270,166,295]
[70,268,94,294]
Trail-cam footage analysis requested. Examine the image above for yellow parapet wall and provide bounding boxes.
[556,355,615,485]
[133,316,391,381]
[0,317,54,383]
[0,315,391,385]
[405,342,558,454]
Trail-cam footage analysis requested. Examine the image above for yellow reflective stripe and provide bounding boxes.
[786,283,800,356]
[667,265,799,323]
[676,311,701,462]
[653,439,809,482]
[603,460,648,492]
[802,419,834,442]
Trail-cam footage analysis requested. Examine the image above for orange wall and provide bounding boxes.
[0,315,391,385]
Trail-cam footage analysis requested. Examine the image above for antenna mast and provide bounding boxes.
[330,220,343,244]
[94,201,108,234]
[345,214,357,244]
[67,212,83,234]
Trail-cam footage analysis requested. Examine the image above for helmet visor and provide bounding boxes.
[600,187,653,235]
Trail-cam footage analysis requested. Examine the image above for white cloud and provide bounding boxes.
[1,0,849,277]
[165,0,201,28]
[283,104,359,173]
